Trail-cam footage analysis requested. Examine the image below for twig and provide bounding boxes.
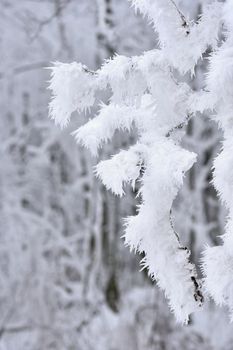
[169,0,190,35]
[166,113,193,138]
[169,208,204,306]
[82,67,96,76]
[169,208,180,243]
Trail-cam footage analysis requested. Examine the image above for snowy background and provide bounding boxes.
[0,0,232,349]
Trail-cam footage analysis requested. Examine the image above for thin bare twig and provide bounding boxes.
[169,0,190,34]
[166,113,193,138]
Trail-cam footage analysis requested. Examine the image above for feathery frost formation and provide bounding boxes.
[202,0,233,320]
[48,0,233,323]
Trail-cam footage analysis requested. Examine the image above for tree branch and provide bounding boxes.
[166,113,193,138]
[169,209,204,306]
[169,0,190,35]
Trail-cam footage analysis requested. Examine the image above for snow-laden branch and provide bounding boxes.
[72,103,136,156]
[95,144,145,196]
[123,139,202,323]
[48,55,203,323]
[49,62,97,127]
[131,0,221,73]
[48,0,228,323]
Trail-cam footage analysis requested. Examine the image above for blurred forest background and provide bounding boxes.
[0,0,232,349]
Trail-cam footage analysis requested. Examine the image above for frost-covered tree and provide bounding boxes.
[49,0,233,324]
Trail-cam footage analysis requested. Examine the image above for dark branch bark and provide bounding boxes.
[169,209,204,307]
[169,0,190,35]
[166,113,193,138]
